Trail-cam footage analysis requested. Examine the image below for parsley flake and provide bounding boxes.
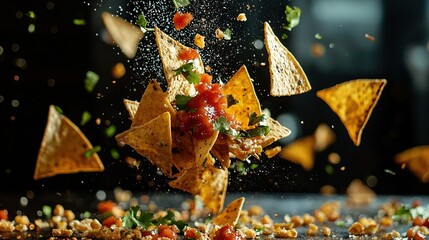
[172,0,191,9]
[282,5,301,39]
[227,94,239,108]
[136,13,154,32]
[174,62,200,84]
[175,94,193,110]
[80,111,92,126]
[84,146,101,158]
[223,28,232,40]
[105,125,117,138]
[213,116,237,137]
[73,19,86,26]
[84,71,100,93]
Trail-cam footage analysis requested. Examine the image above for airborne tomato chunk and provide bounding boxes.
[0,209,8,220]
[173,12,193,30]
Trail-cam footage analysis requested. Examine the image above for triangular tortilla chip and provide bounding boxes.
[316,79,387,146]
[194,131,219,166]
[222,65,262,130]
[211,136,230,168]
[169,166,203,195]
[261,117,291,148]
[279,135,316,171]
[264,22,311,96]
[115,112,173,177]
[172,129,196,171]
[131,79,177,127]
[34,105,104,180]
[212,197,245,226]
[199,166,228,213]
[123,99,139,121]
[395,145,429,183]
[101,11,144,59]
[154,26,204,102]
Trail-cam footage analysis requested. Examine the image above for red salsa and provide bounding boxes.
[173,12,193,30]
[177,75,236,140]
[178,49,199,61]
[213,224,244,240]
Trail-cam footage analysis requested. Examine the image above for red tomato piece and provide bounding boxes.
[173,12,193,30]
[0,209,8,220]
[184,227,200,239]
[102,215,118,227]
[213,224,244,240]
[157,225,179,239]
[178,49,199,61]
[97,200,117,214]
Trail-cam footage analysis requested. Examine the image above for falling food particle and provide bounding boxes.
[327,152,341,165]
[320,185,336,195]
[111,62,126,79]
[194,33,205,49]
[365,34,375,42]
[311,43,325,58]
[236,13,247,21]
[260,62,266,66]
[384,169,396,175]
[315,33,322,39]
[340,166,345,171]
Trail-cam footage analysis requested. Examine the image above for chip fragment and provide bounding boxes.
[316,79,387,146]
[34,105,104,180]
[212,197,245,226]
[264,22,311,96]
[101,11,144,59]
[279,135,316,171]
[395,145,429,183]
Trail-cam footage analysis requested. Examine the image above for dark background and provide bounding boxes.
[1,0,428,196]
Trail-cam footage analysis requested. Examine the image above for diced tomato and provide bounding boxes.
[213,224,244,240]
[184,227,200,239]
[157,225,179,239]
[423,217,429,228]
[413,216,424,226]
[178,49,199,61]
[97,200,117,214]
[173,12,193,30]
[199,73,212,84]
[102,215,118,227]
[0,209,8,220]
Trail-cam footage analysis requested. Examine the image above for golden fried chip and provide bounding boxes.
[222,65,262,130]
[115,112,173,177]
[123,99,139,121]
[211,136,230,168]
[101,12,144,59]
[314,123,336,152]
[316,79,387,146]
[172,129,196,171]
[279,135,316,171]
[264,146,281,158]
[154,26,204,102]
[194,131,219,166]
[346,179,376,206]
[199,165,228,213]
[264,22,311,96]
[212,197,245,226]
[168,166,203,195]
[131,79,177,127]
[395,145,429,183]
[34,105,104,180]
[261,117,291,148]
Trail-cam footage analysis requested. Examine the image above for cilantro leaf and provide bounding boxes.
[27,11,36,19]
[122,207,187,231]
[105,125,116,138]
[136,13,154,32]
[175,94,193,110]
[213,116,237,137]
[283,5,301,31]
[227,94,239,108]
[54,105,64,114]
[80,111,92,126]
[84,71,99,93]
[172,0,191,9]
[223,28,232,40]
[248,112,265,126]
[110,148,120,160]
[84,145,101,158]
[240,125,270,138]
[73,19,86,26]
[174,62,200,84]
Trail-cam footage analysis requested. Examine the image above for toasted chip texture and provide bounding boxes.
[317,79,387,146]
[132,79,177,127]
[155,26,204,101]
[34,105,104,180]
[395,145,429,183]
[279,135,316,171]
[198,165,228,214]
[222,65,262,130]
[168,166,203,195]
[194,131,219,166]
[264,22,311,96]
[212,197,245,226]
[115,112,173,177]
[123,99,139,121]
[101,12,144,59]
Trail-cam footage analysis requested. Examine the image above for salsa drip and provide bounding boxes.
[177,74,237,140]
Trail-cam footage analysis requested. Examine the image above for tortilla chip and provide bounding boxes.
[34,105,104,180]
[199,166,228,213]
[346,179,376,206]
[395,145,429,183]
[264,22,311,96]
[154,26,204,102]
[212,197,245,226]
[168,166,203,195]
[314,123,336,152]
[262,117,291,147]
[115,112,173,177]
[101,12,144,59]
[123,99,139,121]
[222,65,262,130]
[131,79,177,127]
[194,131,219,166]
[172,129,196,171]
[264,146,281,158]
[279,135,316,171]
[316,79,387,146]
[211,136,230,168]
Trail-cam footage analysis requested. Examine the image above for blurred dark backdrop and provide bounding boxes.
[0,0,428,195]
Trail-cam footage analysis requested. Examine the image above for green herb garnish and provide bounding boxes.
[105,125,116,138]
[136,13,154,32]
[282,5,301,39]
[227,94,239,108]
[27,11,36,19]
[175,94,194,110]
[84,146,101,158]
[248,112,265,126]
[240,125,270,138]
[223,28,232,40]
[111,148,120,160]
[42,205,52,218]
[80,111,92,126]
[54,105,64,114]
[73,19,86,26]
[213,116,237,137]
[174,62,200,84]
[84,71,100,93]
[122,206,187,231]
[172,0,191,9]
